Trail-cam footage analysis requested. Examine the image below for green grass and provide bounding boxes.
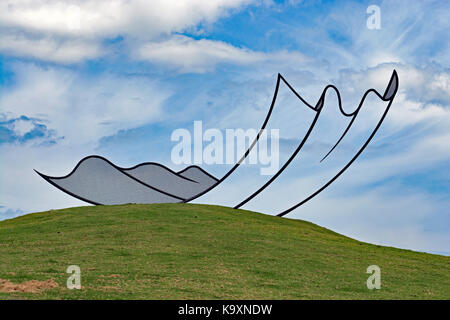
[0,203,448,299]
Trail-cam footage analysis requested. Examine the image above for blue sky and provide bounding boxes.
[0,0,449,255]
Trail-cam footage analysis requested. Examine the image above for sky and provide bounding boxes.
[0,0,449,255]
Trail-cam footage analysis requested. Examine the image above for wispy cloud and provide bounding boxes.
[0,0,256,38]
[0,31,103,63]
[136,35,308,73]
[0,63,171,145]
[0,0,258,63]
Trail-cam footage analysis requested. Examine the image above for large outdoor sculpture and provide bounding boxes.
[36,71,398,217]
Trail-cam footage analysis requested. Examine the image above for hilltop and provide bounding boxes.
[0,204,448,299]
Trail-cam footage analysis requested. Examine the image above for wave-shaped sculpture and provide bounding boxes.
[35,156,218,205]
[35,70,398,216]
[233,70,399,216]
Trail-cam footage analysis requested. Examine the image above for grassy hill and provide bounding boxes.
[0,204,448,299]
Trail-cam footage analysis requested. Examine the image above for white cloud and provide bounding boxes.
[137,35,308,73]
[0,32,103,63]
[0,0,269,64]
[9,117,34,136]
[0,63,171,146]
[0,0,309,68]
[137,35,265,73]
[331,64,450,130]
[0,0,254,38]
